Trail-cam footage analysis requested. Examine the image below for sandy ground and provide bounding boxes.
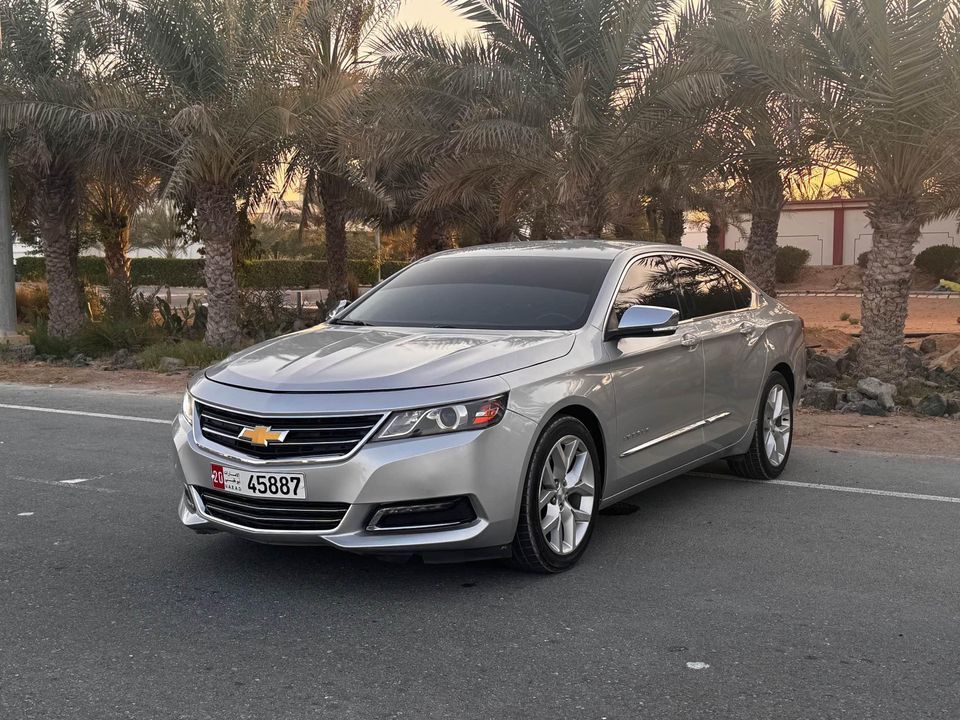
[794,408,960,459]
[1,363,956,459]
[0,362,191,394]
[782,295,960,335]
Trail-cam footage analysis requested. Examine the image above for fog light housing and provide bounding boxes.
[366,496,477,532]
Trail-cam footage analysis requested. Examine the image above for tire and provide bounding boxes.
[727,371,794,480]
[511,416,602,573]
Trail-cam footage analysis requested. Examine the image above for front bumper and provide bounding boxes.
[173,401,537,557]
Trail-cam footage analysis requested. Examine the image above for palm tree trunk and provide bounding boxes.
[859,198,921,381]
[744,162,784,297]
[318,176,349,308]
[744,208,780,296]
[101,217,133,318]
[37,179,85,337]
[706,211,725,255]
[195,186,241,347]
[414,214,446,258]
[529,208,547,241]
[298,168,315,244]
[661,206,684,245]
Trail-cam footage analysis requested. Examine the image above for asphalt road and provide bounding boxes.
[1,383,958,720]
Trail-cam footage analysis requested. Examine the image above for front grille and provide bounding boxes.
[197,488,348,531]
[196,403,384,460]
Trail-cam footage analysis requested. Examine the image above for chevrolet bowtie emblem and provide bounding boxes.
[238,425,288,447]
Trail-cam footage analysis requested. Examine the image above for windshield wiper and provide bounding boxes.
[331,318,373,326]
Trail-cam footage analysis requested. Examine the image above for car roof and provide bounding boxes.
[432,239,691,261]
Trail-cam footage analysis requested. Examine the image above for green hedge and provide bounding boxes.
[16,256,409,288]
[914,244,960,281]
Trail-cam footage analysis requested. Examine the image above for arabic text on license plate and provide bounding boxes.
[210,464,306,499]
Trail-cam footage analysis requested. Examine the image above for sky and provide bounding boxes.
[392,0,478,38]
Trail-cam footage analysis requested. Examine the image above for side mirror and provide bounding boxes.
[607,305,680,340]
[327,299,350,321]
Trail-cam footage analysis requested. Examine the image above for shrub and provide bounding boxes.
[839,312,850,321]
[775,245,811,284]
[138,340,232,370]
[73,317,162,355]
[857,250,871,269]
[914,244,960,280]
[17,256,410,289]
[15,282,48,324]
[718,249,745,272]
[28,318,73,358]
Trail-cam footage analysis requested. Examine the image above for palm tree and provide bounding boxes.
[286,0,398,307]
[700,0,821,296]
[0,0,103,337]
[93,0,296,346]
[375,0,724,238]
[712,0,960,379]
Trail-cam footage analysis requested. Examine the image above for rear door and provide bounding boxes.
[602,254,706,495]
[667,256,767,452]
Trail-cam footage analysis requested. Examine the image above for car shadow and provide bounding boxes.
[181,464,743,597]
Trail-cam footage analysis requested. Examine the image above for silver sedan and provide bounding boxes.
[173,241,805,572]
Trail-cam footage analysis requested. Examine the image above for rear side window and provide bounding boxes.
[608,255,681,331]
[669,257,738,320]
[723,270,754,309]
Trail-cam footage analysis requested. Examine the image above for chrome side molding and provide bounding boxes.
[620,412,730,458]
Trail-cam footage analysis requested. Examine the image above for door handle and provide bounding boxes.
[680,332,699,348]
[739,322,756,336]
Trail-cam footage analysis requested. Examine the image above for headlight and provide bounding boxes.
[181,391,195,425]
[373,394,507,441]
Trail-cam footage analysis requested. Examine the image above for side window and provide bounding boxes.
[608,255,681,331]
[723,270,754,309]
[669,257,737,320]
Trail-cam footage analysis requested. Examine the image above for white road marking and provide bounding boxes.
[59,478,89,484]
[686,661,710,670]
[691,472,960,504]
[0,403,169,425]
[17,512,34,517]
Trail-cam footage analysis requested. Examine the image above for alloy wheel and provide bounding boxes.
[538,435,595,555]
[763,384,792,467]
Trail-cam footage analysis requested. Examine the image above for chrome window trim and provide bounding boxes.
[190,398,389,466]
[600,248,760,336]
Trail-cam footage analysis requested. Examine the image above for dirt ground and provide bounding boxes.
[1,362,956,459]
[794,408,960,459]
[0,362,191,394]
[782,296,960,335]
[778,264,943,293]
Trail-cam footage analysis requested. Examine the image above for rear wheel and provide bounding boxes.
[511,416,601,573]
[727,371,793,480]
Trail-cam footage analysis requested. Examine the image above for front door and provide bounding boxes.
[667,256,768,452]
[601,255,706,496]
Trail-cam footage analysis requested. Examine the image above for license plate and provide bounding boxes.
[210,464,306,499]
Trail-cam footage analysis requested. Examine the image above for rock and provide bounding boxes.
[857,377,897,411]
[71,353,91,367]
[857,399,888,417]
[806,353,839,382]
[919,337,938,354]
[917,393,948,417]
[158,356,186,373]
[902,346,924,372]
[835,344,860,376]
[4,343,36,362]
[843,390,864,404]
[804,382,839,411]
[945,397,960,415]
[107,349,139,370]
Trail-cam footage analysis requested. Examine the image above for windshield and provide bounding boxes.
[337,254,613,330]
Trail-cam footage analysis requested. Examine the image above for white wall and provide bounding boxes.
[721,203,960,266]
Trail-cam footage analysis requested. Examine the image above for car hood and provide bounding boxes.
[204,325,576,392]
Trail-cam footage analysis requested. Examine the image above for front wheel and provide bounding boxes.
[511,416,601,573]
[727,371,794,480]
